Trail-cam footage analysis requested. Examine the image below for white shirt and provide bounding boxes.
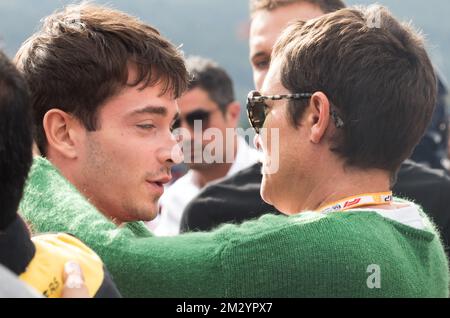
[295,202,427,231]
[150,136,261,236]
[351,204,425,230]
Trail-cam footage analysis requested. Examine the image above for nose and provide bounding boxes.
[158,132,184,167]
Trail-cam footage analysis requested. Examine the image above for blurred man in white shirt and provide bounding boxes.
[150,57,260,236]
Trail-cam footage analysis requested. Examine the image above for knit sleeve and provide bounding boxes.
[19,157,228,297]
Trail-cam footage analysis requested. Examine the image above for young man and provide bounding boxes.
[15,3,187,225]
[249,0,344,91]
[152,57,260,236]
[181,0,450,252]
[21,5,448,297]
[0,50,119,298]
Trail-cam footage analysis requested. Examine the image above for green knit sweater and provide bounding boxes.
[20,158,449,298]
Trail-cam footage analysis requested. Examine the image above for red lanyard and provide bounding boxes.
[318,192,393,214]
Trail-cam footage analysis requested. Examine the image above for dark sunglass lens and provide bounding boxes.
[247,91,266,133]
[251,101,267,132]
[186,110,210,128]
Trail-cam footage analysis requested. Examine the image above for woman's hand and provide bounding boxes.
[61,261,89,298]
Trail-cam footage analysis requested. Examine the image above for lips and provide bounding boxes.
[146,175,172,196]
[146,181,164,196]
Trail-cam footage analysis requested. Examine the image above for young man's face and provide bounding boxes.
[249,2,324,90]
[74,69,182,224]
[177,87,237,170]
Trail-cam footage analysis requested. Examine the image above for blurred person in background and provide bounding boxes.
[411,74,449,171]
[150,57,260,236]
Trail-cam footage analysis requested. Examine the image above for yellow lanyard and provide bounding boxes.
[318,192,393,214]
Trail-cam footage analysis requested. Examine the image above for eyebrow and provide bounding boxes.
[251,51,270,61]
[131,106,168,117]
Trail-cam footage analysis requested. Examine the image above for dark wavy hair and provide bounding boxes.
[0,51,33,230]
[15,2,189,155]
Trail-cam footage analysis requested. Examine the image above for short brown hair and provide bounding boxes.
[250,0,346,16]
[186,56,235,113]
[273,6,437,174]
[15,2,188,155]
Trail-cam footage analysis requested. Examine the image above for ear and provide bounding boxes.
[306,92,331,144]
[225,101,241,127]
[43,109,83,159]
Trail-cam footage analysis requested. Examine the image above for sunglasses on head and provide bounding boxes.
[246,90,345,134]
